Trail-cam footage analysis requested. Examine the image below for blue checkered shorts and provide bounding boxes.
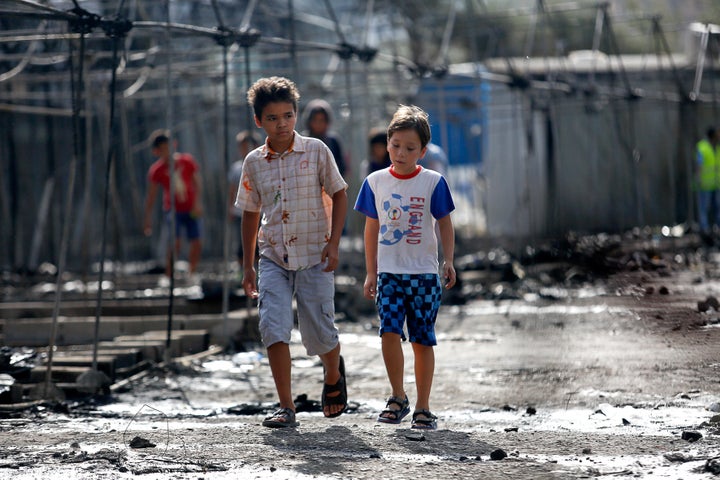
[375,272,442,346]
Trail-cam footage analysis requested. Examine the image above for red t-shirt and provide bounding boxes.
[148,153,198,213]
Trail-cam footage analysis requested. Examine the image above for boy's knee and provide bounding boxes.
[381,331,403,342]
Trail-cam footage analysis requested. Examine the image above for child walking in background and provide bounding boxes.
[303,98,348,179]
[143,129,203,280]
[354,105,456,430]
[362,127,392,177]
[235,76,349,428]
[228,130,262,270]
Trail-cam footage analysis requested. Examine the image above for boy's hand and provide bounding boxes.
[363,276,377,300]
[242,267,258,299]
[443,262,457,289]
[191,204,203,218]
[321,243,340,272]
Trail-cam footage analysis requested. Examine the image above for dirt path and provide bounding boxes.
[2,267,720,479]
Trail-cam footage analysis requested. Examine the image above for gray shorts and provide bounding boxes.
[257,257,339,356]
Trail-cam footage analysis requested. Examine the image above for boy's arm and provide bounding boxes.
[362,217,379,299]
[321,188,348,272]
[143,182,159,236]
[437,214,457,289]
[241,210,261,298]
[228,182,239,221]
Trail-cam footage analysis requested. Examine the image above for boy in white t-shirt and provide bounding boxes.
[353,105,456,430]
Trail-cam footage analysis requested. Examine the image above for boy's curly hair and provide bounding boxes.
[247,76,300,119]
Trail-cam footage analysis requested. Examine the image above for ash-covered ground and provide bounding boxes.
[2,229,720,479]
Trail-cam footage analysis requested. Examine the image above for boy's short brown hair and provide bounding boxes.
[148,129,170,149]
[247,76,300,119]
[387,105,431,148]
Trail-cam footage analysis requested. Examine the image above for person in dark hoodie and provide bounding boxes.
[363,127,392,176]
[302,99,348,178]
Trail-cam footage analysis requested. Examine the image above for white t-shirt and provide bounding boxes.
[354,165,454,275]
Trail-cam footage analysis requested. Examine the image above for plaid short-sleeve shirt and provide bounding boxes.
[234,132,347,270]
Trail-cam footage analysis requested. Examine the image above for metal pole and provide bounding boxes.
[692,25,710,100]
[288,0,299,81]
[244,45,253,130]
[221,42,231,348]
[43,32,82,400]
[164,0,176,364]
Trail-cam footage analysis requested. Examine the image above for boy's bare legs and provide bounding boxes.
[267,342,345,418]
[411,342,435,412]
[188,238,201,274]
[318,343,344,417]
[164,242,179,278]
[381,332,406,399]
[266,342,294,412]
[164,253,172,279]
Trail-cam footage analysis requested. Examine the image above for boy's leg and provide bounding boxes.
[294,264,344,417]
[318,344,341,386]
[188,238,201,274]
[257,259,296,413]
[411,342,435,411]
[184,214,202,274]
[381,332,405,398]
[318,344,344,417]
[404,273,441,413]
[266,341,294,410]
[375,273,411,422]
[376,273,408,400]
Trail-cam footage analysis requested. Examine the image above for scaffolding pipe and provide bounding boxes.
[164,0,177,364]
[288,0,300,82]
[91,26,124,380]
[220,43,231,348]
[6,0,75,19]
[43,26,85,400]
[692,25,711,101]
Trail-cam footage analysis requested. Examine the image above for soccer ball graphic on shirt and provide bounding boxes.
[379,193,409,245]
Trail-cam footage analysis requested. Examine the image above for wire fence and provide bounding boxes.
[2,0,720,273]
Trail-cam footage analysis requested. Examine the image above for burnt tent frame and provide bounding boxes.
[0,0,424,398]
[3,2,720,398]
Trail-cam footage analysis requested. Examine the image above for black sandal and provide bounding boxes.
[411,409,437,430]
[262,407,299,428]
[377,395,410,424]
[322,355,347,418]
